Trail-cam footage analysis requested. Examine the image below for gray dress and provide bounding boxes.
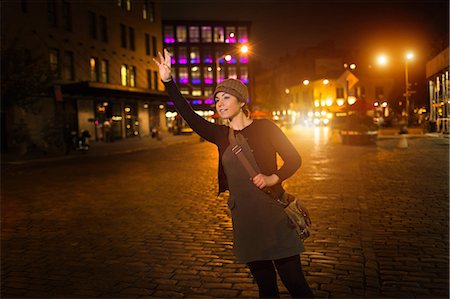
[221,137,304,263]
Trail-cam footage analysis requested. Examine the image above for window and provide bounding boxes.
[145,34,150,55]
[218,66,225,83]
[180,87,189,95]
[90,57,99,82]
[238,26,248,43]
[202,48,212,63]
[62,0,71,31]
[166,46,175,65]
[214,27,224,43]
[204,66,213,84]
[48,0,57,27]
[189,26,200,43]
[192,88,202,97]
[176,26,187,42]
[190,47,200,64]
[129,27,135,51]
[62,51,74,80]
[228,66,237,79]
[201,26,212,43]
[153,71,158,90]
[99,16,108,42]
[49,49,60,78]
[120,24,127,48]
[240,66,248,83]
[178,67,188,84]
[152,36,157,56]
[126,0,132,11]
[336,87,344,99]
[178,47,187,64]
[129,66,136,87]
[146,69,151,89]
[88,11,97,39]
[143,0,155,22]
[121,64,128,86]
[164,26,175,43]
[239,52,248,63]
[191,66,200,84]
[100,60,109,83]
[225,26,236,43]
[204,87,213,97]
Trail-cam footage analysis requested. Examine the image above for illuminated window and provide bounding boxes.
[143,0,154,22]
[225,26,236,43]
[213,26,224,43]
[100,59,109,83]
[218,66,225,83]
[176,26,187,42]
[121,64,128,86]
[202,48,212,63]
[166,46,175,64]
[190,47,200,64]
[129,65,136,87]
[238,26,248,43]
[192,88,202,97]
[189,26,200,43]
[240,52,248,64]
[201,26,212,42]
[204,66,213,84]
[191,66,200,84]
[126,0,131,11]
[90,57,99,81]
[228,66,237,79]
[178,47,187,64]
[164,26,175,43]
[240,66,248,83]
[204,87,213,97]
[180,87,189,95]
[179,67,188,84]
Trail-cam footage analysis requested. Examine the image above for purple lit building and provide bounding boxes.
[162,20,251,110]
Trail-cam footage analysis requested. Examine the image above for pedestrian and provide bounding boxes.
[154,49,314,298]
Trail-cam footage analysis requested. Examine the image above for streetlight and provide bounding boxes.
[404,52,414,124]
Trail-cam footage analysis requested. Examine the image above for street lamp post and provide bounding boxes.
[215,45,249,87]
[404,52,414,125]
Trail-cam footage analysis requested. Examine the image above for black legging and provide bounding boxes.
[247,255,314,298]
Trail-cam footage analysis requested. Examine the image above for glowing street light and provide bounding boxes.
[323,79,329,85]
[377,55,388,66]
[303,79,310,86]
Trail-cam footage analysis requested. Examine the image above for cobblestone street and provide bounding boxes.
[2,127,449,298]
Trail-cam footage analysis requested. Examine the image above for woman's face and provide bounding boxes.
[215,92,244,120]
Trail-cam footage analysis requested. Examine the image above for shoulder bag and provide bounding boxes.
[228,127,311,240]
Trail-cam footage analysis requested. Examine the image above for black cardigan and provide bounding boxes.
[163,79,302,196]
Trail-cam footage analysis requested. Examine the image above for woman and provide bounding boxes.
[154,49,314,298]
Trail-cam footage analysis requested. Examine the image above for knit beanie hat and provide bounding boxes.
[213,79,249,103]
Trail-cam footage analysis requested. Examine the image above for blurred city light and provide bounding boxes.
[377,55,388,66]
[303,79,310,86]
[323,79,329,85]
[406,52,414,60]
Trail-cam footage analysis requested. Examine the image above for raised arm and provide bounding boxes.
[153,49,220,143]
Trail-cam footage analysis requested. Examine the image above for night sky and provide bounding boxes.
[161,0,449,67]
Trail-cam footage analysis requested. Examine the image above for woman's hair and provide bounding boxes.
[241,102,251,118]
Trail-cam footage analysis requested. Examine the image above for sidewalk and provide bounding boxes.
[1,131,201,165]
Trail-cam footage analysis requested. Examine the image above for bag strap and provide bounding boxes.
[228,127,258,178]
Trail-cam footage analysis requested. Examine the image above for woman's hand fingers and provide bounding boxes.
[252,174,266,189]
[164,48,171,66]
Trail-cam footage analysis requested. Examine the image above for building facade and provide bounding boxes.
[2,0,165,154]
[162,20,251,126]
[426,47,449,133]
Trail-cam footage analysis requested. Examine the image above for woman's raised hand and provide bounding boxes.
[153,48,172,82]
